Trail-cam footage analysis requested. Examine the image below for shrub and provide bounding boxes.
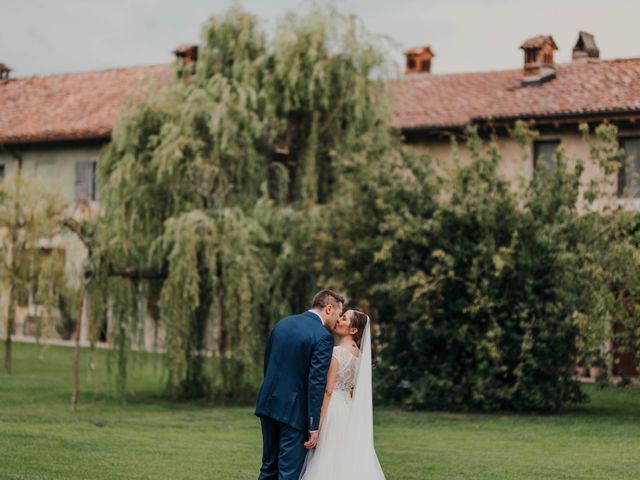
[336,127,587,411]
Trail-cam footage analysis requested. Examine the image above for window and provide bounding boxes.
[533,139,560,172]
[618,137,640,197]
[74,160,97,201]
[420,59,431,72]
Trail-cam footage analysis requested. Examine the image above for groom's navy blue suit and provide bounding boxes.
[255,310,334,480]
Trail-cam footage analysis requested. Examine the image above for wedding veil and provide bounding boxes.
[343,317,386,479]
[298,317,386,480]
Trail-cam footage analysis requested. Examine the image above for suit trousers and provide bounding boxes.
[258,415,307,480]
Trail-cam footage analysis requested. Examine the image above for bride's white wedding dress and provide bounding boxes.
[299,320,386,480]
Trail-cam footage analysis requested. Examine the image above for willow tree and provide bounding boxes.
[95,5,396,398]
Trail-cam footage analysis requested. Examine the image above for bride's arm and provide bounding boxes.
[319,356,338,428]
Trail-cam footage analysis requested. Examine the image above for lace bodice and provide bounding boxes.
[332,345,359,394]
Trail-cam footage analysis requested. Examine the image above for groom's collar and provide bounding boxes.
[306,309,324,325]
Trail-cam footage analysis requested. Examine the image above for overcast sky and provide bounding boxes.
[2,0,639,78]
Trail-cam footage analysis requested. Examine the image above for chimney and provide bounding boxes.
[173,44,198,77]
[572,31,600,62]
[520,35,558,86]
[173,44,198,64]
[404,46,434,74]
[0,63,11,82]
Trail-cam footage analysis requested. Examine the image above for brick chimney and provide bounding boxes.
[173,44,198,64]
[520,35,558,86]
[572,31,599,62]
[404,46,434,74]
[0,63,11,82]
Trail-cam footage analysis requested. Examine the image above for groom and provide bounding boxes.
[255,289,344,480]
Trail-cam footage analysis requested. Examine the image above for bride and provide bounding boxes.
[299,309,386,480]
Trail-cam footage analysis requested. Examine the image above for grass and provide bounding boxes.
[1,343,639,479]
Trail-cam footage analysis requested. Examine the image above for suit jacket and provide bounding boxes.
[255,311,334,432]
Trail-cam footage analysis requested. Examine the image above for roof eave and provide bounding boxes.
[478,109,640,125]
[0,132,111,146]
[398,109,640,133]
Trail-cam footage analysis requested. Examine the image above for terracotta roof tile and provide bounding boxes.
[0,65,170,144]
[392,58,640,130]
[3,57,640,142]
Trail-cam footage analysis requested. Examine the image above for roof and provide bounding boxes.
[0,65,169,144]
[520,35,558,50]
[404,46,435,57]
[392,57,640,130]
[2,57,640,142]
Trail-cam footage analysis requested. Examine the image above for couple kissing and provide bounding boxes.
[255,289,386,480]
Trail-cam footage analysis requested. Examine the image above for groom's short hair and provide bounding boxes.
[311,289,345,309]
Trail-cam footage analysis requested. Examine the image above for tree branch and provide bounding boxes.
[62,218,93,256]
[108,266,167,279]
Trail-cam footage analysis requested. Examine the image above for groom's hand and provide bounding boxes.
[304,430,319,449]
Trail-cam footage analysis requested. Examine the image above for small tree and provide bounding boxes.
[0,170,68,374]
[61,216,96,412]
[568,124,640,379]
[575,210,640,378]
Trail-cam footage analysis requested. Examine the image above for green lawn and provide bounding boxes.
[1,343,639,479]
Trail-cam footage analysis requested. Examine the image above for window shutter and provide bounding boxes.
[75,161,97,201]
[620,138,640,197]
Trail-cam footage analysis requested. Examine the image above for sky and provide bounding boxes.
[2,0,640,78]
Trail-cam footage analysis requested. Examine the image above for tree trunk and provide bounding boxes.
[70,283,85,413]
[4,150,22,375]
[183,251,212,398]
[4,249,17,375]
[4,300,13,375]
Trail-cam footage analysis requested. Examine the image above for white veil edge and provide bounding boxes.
[344,317,386,479]
[298,317,386,480]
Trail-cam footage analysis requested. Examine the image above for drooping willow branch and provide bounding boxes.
[62,216,168,411]
[107,267,167,280]
[63,217,166,280]
[92,4,397,399]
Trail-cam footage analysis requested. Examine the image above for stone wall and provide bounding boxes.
[405,126,640,212]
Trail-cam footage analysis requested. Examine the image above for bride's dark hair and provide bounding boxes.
[349,309,369,347]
